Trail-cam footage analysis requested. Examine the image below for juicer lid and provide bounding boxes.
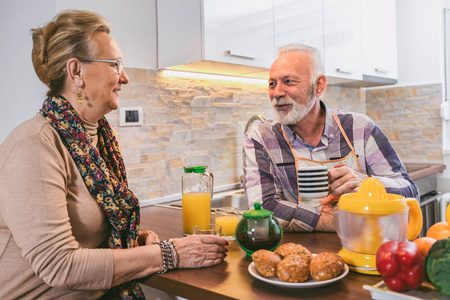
[338,177,407,214]
[243,202,273,219]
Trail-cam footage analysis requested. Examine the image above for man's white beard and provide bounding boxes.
[273,89,316,125]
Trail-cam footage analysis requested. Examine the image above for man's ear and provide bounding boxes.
[315,75,327,97]
[65,58,84,87]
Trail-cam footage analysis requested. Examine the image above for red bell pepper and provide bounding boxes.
[375,240,425,292]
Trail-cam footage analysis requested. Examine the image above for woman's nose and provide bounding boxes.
[120,70,130,84]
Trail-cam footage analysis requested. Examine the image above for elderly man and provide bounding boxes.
[243,44,419,232]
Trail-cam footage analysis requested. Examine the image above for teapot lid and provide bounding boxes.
[184,165,207,173]
[339,177,407,214]
[243,202,273,219]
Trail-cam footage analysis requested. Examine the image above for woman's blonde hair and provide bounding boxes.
[31,10,111,97]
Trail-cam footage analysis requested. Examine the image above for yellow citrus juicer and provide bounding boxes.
[333,177,423,275]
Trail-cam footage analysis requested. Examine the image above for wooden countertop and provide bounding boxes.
[405,163,446,181]
[139,205,380,300]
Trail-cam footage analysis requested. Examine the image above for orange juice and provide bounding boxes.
[182,192,211,235]
[215,215,239,236]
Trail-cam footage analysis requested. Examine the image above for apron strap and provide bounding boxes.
[331,112,362,172]
[331,112,355,152]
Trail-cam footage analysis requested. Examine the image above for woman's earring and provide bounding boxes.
[78,88,83,104]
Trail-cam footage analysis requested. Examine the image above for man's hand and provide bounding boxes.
[328,164,368,198]
[314,211,335,232]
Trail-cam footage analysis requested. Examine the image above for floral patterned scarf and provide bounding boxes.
[40,96,144,300]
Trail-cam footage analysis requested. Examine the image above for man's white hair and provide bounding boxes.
[277,44,324,85]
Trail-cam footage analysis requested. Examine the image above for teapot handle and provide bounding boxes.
[406,198,423,240]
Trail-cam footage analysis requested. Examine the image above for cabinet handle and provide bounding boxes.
[336,68,353,74]
[375,68,390,74]
[226,50,257,60]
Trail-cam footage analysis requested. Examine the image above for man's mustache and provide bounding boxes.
[273,97,295,106]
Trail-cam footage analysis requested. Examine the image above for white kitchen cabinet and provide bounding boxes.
[157,0,274,78]
[273,0,324,59]
[323,0,362,82]
[360,0,398,81]
[202,0,274,68]
[157,0,397,85]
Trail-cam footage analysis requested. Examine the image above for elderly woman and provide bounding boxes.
[0,10,228,300]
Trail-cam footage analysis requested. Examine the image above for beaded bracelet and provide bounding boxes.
[153,240,178,274]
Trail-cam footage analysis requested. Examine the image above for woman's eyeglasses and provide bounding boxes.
[83,58,124,74]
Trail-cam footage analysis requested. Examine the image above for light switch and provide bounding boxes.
[119,107,143,127]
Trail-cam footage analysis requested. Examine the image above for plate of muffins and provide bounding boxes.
[248,243,349,288]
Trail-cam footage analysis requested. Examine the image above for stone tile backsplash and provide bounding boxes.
[366,84,442,164]
[110,68,442,200]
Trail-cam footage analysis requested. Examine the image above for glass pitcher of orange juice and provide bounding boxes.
[182,166,214,235]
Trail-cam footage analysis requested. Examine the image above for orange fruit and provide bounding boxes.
[435,230,450,240]
[413,237,437,256]
[426,222,450,239]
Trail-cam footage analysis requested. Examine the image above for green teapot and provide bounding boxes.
[235,202,283,256]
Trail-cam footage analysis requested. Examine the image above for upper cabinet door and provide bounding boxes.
[157,0,273,77]
[203,0,274,69]
[323,0,362,81]
[361,0,398,80]
[273,0,324,58]
[157,0,203,69]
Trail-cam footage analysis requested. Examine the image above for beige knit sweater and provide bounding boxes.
[0,113,114,299]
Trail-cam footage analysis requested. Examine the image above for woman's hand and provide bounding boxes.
[137,230,160,246]
[328,164,368,197]
[173,235,229,269]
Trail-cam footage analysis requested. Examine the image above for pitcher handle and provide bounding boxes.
[207,172,214,199]
[406,198,423,240]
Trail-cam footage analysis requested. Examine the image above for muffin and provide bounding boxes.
[274,243,312,263]
[252,249,282,278]
[277,255,310,283]
[310,252,345,281]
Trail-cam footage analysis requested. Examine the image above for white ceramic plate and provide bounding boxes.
[298,175,328,181]
[299,191,329,199]
[297,166,328,172]
[298,185,329,191]
[298,181,328,187]
[297,172,328,177]
[248,260,349,288]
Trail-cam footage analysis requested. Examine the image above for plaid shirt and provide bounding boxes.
[243,101,419,231]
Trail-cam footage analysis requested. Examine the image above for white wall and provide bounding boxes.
[0,0,55,144]
[0,0,156,144]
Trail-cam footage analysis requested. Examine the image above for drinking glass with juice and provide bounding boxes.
[215,207,239,240]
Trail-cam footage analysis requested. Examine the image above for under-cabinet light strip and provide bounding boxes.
[161,70,268,85]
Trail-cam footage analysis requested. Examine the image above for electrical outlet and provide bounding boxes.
[119,107,143,127]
